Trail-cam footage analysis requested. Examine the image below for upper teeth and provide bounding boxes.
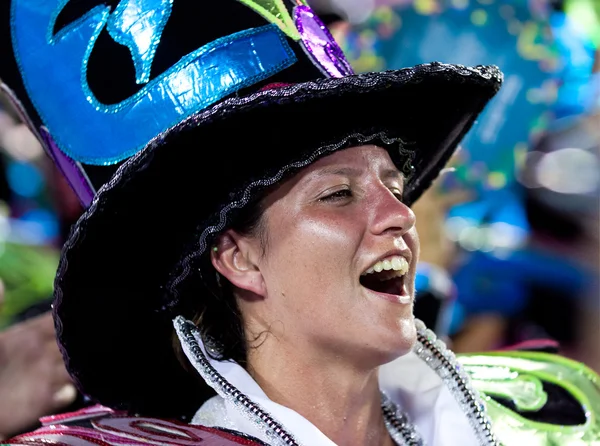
[363,256,409,276]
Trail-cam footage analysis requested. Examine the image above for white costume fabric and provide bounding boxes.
[180,317,482,446]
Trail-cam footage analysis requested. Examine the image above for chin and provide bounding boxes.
[367,317,418,365]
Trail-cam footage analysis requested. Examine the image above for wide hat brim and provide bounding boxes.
[53,63,502,419]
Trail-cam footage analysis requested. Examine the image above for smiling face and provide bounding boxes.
[214,145,419,366]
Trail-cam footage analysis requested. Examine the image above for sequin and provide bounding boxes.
[294,5,354,78]
[381,394,424,445]
[174,317,300,446]
[461,353,600,444]
[413,320,499,445]
[51,62,503,420]
[175,317,424,446]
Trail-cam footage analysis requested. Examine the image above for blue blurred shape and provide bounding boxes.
[453,248,590,317]
[10,209,59,245]
[549,11,597,118]
[6,161,44,198]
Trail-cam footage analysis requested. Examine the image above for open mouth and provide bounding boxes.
[360,271,405,295]
[360,256,410,303]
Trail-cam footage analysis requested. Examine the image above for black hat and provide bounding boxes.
[0,0,502,420]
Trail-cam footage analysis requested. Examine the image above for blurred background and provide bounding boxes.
[0,0,598,438]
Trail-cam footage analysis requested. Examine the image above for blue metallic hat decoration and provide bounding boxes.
[11,0,353,167]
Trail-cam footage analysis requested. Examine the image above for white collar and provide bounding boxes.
[174,317,495,446]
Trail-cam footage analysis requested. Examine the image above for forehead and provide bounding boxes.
[260,145,405,208]
[304,145,403,179]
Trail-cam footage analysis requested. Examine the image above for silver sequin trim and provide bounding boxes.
[382,393,424,446]
[175,316,425,446]
[413,318,499,445]
[174,316,301,446]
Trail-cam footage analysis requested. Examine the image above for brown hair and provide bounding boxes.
[174,195,268,370]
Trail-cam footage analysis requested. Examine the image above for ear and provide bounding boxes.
[210,229,266,298]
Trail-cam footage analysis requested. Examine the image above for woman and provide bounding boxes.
[189,144,479,445]
[3,0,599,444]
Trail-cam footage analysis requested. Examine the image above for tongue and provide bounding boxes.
[360,274,402,295]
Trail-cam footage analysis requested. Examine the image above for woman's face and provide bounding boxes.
[234,145,419,365]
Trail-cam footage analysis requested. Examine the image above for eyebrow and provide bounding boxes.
[313,166,405,183]
[381,168,405,183]
[314,167,361,178]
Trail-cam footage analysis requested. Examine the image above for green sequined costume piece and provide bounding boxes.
[459,351,600,446]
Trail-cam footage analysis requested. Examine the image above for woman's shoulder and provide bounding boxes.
[4,405,268,446]
[458,350,600,444]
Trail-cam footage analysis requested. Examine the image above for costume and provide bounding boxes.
[5,345,600,446]
[0,0,598,445]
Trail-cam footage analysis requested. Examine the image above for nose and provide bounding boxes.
[368,183,416,237]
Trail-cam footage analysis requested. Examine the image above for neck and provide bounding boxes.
[246,336,394,446]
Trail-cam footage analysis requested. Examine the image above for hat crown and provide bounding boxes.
[10,0,353,165]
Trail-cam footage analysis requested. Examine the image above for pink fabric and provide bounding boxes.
[8,409,264,446]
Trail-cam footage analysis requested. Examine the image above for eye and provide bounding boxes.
[320,188,352,201]
[390,188,404,202]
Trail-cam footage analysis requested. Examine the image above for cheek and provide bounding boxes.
[266,215,361,296]
[406,227,420,259]
[404,228,419,296]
